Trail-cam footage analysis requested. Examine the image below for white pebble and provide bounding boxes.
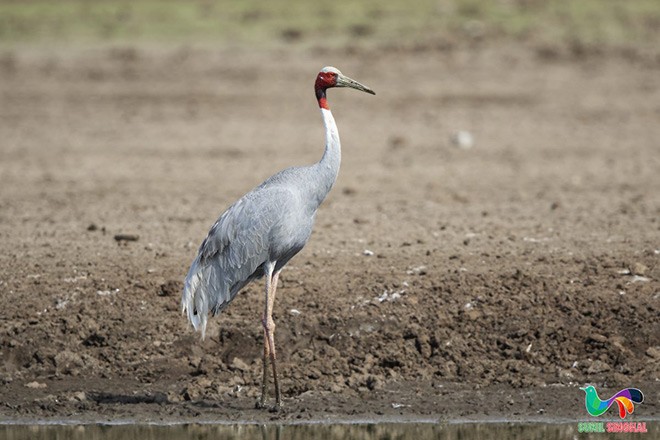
[97,288,120,296]
[451,130,474,149]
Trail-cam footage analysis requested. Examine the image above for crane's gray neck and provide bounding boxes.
[310,107,341,207]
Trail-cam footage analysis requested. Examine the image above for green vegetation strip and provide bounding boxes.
[0,0,658,47]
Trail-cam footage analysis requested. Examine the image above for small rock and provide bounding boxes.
[96,289,119,296]
[25,381,47,389]
[631,275,650,283]
[73,391,86,401]
[188,356,202,369]
[646,346,660,359]
[406,265,427,275]
[587,360,611,374]
[228,375,243,386]
[610,339,632,357]
[307,367,322,380]
[196,377,212,389]
[588,334,608,344]
[632,262,648,276]
[451,130,474,150]
[114,234,139,242]
[230,357,250,372]
[466,309,482,321]
[363,249,374,256]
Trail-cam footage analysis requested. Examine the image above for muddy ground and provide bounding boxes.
[0,43,658,424]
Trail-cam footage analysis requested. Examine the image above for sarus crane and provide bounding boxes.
[182,67,375,410]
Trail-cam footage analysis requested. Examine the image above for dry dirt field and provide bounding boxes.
[0,43,658,423]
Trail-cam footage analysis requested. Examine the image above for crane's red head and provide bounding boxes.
[315,66,375,110]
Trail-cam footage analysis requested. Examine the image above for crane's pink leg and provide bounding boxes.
[257,265,282,411]
[257,327,270,409]
[267,269,281,409]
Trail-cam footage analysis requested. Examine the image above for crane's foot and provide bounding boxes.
[255,386,266,409]
[255,399,282,412]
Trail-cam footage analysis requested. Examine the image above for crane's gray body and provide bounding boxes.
[182,108,340,337]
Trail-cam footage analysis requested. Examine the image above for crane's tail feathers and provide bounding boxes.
[182,257,235,340]
[182,258,209,339]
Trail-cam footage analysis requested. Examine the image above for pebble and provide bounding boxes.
[632,262,648,275]
[451,130,474,149]
[588,334,607,343]
[96,289,120,296]
[114,234,139,242]
[646,346,660,359]
[231,357,250,372]
[196,377,212,388]
[631,275,650,283]
[586,360,610,374]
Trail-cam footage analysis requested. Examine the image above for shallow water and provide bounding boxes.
[0,422,656,440]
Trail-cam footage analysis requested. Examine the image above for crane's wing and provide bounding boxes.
[182,185,294,338]
[198,193,270,268]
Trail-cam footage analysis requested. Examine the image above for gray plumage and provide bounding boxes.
[180,66,374,410]
[182,161,337,337]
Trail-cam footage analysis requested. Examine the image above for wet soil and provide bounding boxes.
[0,43,658,423]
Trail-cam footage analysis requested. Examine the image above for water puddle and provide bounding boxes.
[0,421,657,440]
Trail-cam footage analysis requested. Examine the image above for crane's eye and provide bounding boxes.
[315,72,336,90]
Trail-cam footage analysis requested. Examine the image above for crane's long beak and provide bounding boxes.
[336,74,376,95]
